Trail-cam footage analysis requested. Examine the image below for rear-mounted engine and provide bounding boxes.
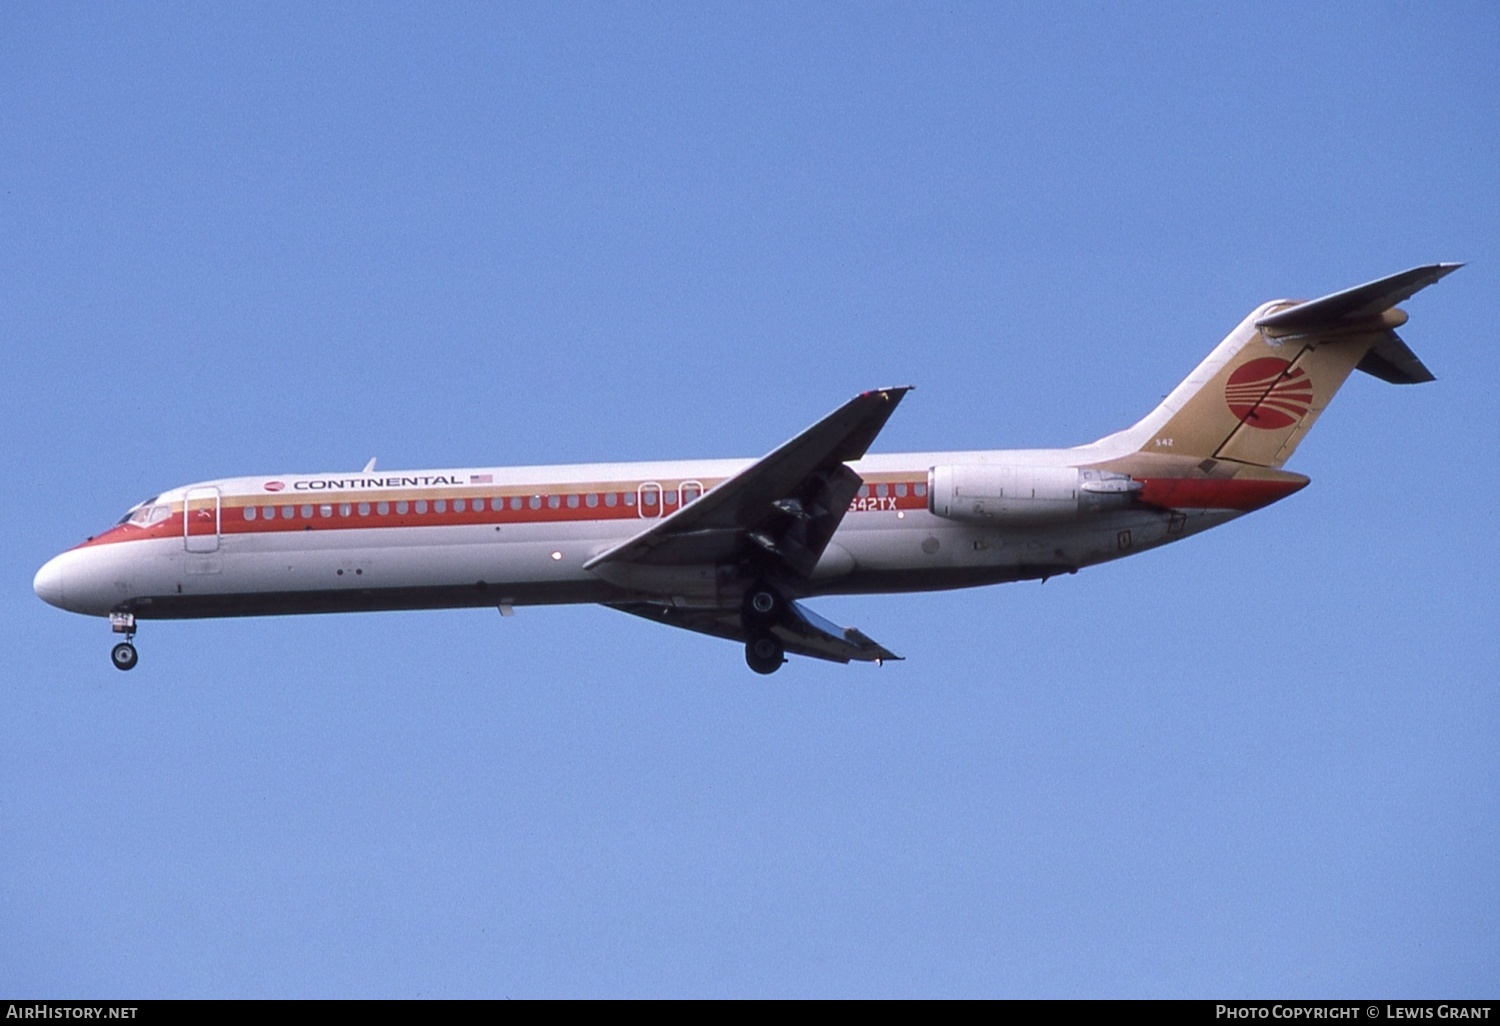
[928,465,1142,524]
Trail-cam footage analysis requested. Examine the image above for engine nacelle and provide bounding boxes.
[927,465,1141,525]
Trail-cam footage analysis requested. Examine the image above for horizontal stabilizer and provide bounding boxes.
[1255,263,1461,336]
[1356,333,1436,384]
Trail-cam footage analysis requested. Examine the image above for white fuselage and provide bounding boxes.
[33,445,1240,623]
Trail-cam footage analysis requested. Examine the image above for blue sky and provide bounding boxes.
[3,2,1496,997]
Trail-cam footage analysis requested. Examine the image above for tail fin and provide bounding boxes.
[1104,264,1460,469]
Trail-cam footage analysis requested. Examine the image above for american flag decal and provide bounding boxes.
[470,474,493,484]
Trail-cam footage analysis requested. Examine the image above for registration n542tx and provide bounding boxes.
[35,265,1458,674]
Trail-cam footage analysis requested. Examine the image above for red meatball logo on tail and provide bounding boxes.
[1225,358,1313,430]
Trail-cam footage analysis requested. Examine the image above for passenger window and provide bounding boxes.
[876,484,888,498]
[377,502,390,515]
[263,506,276,519]
[895,483,908,497]
[585,493,598,508]
[528,496,540,510]
[415,500,428,514]
[566,494,579,508]
[244,506,257,521]
[358,503,371,516]
[396,501,409,515]
[914,483,927,497]
[453,498,465,513]
[604,492,617,507]
[547,495,560,509]
[282,506,295,519]
[301,505,314,519]
[624,492,636,506]
[435,499,447,513]
[339,503,352,517]
[319,504,333,518]
[664,491,677,505]
[858,485,869,498]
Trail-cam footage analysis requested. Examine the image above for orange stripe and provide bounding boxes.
[74,478,933,548]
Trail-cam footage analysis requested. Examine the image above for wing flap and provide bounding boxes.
[608,598,901,665]
[779,598,902,664]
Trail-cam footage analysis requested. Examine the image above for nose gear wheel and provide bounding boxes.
[111,641,138,671]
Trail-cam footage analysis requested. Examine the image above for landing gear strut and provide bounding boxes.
[745,633,785,675]
[742,581,785,629]
[110,612,138,672]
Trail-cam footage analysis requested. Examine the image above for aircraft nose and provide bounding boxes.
[34,554,67,608]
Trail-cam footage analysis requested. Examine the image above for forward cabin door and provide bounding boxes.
[184,486,221,553]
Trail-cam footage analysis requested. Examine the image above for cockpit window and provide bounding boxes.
[120,497,171,527]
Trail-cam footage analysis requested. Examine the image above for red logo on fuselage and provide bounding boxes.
[263,481,286,492]
[1225,358,1313,430]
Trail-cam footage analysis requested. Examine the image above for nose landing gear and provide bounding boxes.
[109,612,138,671]
[111,641,139,671]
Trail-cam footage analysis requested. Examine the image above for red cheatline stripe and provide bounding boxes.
[1136,476,1307,511]
[75,478,934,548]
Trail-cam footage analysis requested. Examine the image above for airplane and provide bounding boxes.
[34,264,1459,675]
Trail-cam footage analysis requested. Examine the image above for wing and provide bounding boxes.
[589,387,911,667]
[608,599,902,665]
[583,387,912,580]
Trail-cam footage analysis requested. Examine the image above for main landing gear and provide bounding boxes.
[109,612,138,671]
[744,633,785,675]
[742,582,787,675]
